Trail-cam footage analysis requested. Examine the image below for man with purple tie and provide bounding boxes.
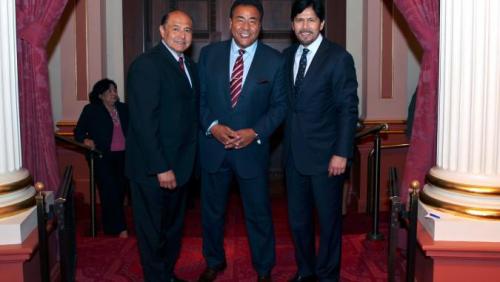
[126,10,198,282]
[197,1,287,281]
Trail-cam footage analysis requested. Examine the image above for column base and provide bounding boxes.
[418,201,500,242]
[0,192,54,245]
[416,222,500,282]
[0,220,59,282]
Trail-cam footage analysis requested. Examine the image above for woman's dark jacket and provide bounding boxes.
[74,102,129,152]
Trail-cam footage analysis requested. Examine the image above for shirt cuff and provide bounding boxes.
[254,131,261,145]
[206,120,218,136]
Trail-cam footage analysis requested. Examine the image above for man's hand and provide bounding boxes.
[157,170,177,190]
[328,155,347,177]
[83,138,95,150]
[210,124,240,148]
[230,128,257,149]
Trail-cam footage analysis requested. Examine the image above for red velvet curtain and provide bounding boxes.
[16,0,68,190]
[394,0,440,198]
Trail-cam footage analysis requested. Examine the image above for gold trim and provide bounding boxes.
[382,130,406,134]
[362,120,406,125]
[56,120,77,126]
[420,190,500,220]
[381,143,410,149]
[426,173,500,196]
[55,132,74,137]
[0,175,33,194]
[0,195,36,219]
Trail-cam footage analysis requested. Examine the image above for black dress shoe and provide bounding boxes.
[197,262,227,282]
[257,275,272,282]
[288,274,317,282]
[169,276,187,282]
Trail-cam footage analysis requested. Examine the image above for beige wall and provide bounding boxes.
[353,0,422,121]
[346,0,364,115]
[105,0,125,100]
[48,0,124,125]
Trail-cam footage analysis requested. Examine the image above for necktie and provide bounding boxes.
[230,49,245,108]
[178,56,185,72]
[294,48,309,90]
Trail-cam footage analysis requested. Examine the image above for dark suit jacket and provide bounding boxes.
[283,38,359,175]
[74,102,129,152]
[198,40,287,178]
[125,43,199,187]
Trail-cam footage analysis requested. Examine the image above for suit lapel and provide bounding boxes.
[239,42,262,102]
[300,39,329,88]
[184,57,196,93]
[288,44,299,85]
[219,41,232,109]
[158,43,192,90]
[287,44,299,105]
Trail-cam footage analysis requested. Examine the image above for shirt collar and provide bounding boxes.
[162,40,184,61]
[299,34,323,55]
[230,39,258,56]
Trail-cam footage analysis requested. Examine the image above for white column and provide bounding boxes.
[435,0,500,186]
[0,0,35,218]
[419,0,500,241]
[0,0,22,174]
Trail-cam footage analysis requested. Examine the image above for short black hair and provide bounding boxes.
[160,10,192,26]
[291,0,325,22]
[161,13,168,26]
[230,0,264,20]
[89,78,117,104]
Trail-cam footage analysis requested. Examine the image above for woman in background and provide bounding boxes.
[74,78,129,238]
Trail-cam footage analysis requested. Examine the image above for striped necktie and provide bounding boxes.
[230,49,245,108]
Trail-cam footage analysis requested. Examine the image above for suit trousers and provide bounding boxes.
[93,150,127,235]
[130,179,188,282]
[285,154,344,282]
[201,156,276,276]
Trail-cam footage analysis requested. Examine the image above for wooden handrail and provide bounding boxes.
[355,123,388,140]
[54,133,102,157]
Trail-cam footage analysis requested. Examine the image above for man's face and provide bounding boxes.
[292,7,324,46]
[230,5,261,48]
[159,11,193,53]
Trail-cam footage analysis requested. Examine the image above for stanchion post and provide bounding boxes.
[35,182,50,282]
[406,180,420,281]
[89,152,97,237]
[367,131,384,241]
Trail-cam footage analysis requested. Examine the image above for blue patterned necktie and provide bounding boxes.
[294,48,310,91]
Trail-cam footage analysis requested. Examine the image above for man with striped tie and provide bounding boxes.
[197,1,287,281]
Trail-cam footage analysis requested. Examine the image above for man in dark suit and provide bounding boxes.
[283,1,359,281]
[125,10,198,282]
[197,1,286,281]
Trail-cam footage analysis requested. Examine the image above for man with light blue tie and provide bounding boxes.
[197,1,286,281]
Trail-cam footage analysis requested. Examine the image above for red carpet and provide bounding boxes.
[75,193,405,281]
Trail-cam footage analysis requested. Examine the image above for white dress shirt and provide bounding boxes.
[293,34,323,84]
[162,40,192,87]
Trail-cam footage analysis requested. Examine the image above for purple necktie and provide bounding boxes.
[179,56,185,72]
